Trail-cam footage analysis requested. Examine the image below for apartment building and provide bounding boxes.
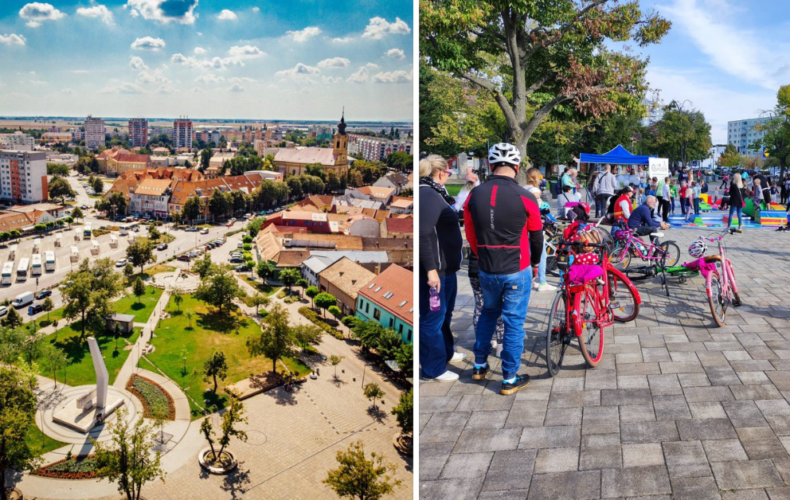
[355,264,413,343]
[727,117,771,158]
[173,119,193,149]
[348,134,412,162]
[0,150,48,202]
[0,132,35,151]
[84,116,106,149]
[129,178,172,218]
[128,118,149,148]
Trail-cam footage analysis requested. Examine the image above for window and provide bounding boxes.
[399,324,403,333]
[366,303,370,313]
[389,318,393,328]
[373,308,380,320]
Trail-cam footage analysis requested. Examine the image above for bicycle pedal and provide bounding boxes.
[732,299,742,307]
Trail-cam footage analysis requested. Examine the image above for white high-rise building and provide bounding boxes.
[0,132,35,151]
[727,117,772,158]
[84,116,106,149]
[173,118,193,149]
[0,150,48,202]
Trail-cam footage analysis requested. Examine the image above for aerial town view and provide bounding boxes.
[0,1,414,499]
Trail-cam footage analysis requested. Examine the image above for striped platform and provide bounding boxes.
[667,211,771,229]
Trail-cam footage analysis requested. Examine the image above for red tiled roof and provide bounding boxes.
[359,265,413,325]
[115,154,150,163]
[385,217,413,234]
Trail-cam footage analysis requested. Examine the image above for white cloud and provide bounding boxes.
[227,45,265,60]
[195,73,225,83]
[362,17,410,40]
[0,34,26,46]
[286,26,321,42]
[317,57,350,69]
[386,48,405,60]
[125,0,198,25]
[157,85,176,94]
[61,88,74,94]
[100,82,145,94]
[137,69,170,84]
[129,56,148,71]
[661,0,785,90]
[347,66,370,83]
[19,3,66,28]
[131,36,166,51]
[321,76,342,84]
[275,63,320,83]
[332,36,353,43]
[29,80,47,85]
[193,47,206,54]
[217,9,236,21]
[172,45,264,71]
[372,69,413,84]
[76,4,114,25]
[229,84,245,92]
[252,6,260,12]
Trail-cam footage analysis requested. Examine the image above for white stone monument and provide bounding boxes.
[52,337,125,433]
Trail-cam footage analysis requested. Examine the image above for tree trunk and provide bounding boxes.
[272,358,277,374]
[213,374,217,393]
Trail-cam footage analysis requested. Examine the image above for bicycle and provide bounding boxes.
[546,240,632,376]
[695,227,743,326]
[546,217,613,277]
[609,226,680,295]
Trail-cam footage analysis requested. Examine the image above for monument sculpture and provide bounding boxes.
[52,337,125,433]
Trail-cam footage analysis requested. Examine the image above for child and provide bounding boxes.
[685,181,695,222]
[712,185,720,205]
[771,182,779,204]
[670,180,678,214]
[637,187,646,206]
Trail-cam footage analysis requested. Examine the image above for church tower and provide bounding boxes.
[332,109,349,171]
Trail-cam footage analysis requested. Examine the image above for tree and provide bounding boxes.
[249,293,269,315]
[208,189,230,220]
[247,217,265,237]
[193,253,214,280]
[421,0,671,184]
[42,343,68,388]
[123,262,134,283]
[126,239,154,275]
[395,343,413,374]
[203,350,228,393]
[48,176,75,202]
[286,177,303,199]
[199,148,213,171]
[752,85,790,178]
[279,268,300,294]
[386,151,413,172]
[391,388,413,437]
[92,176,104,195]
[305,286,319,309]
[0,367,39,500]
[330,355,343,379]
[61,258,124,339]
[256,261,275,284]
[133,277,146,303]
[70,206,84,221]
[247,303,304,374]
[42,296,54,321]
[2,307,22,329]
[363,383,385,413]
[199,390,247,463]
[185,311,193,329]
[92,408,166,500]
[148,225,161,242]
[646,101,712,169]
[182,195,202,225]
[47,163,70,177]
[194,267,242,315]
[718,143,744,168]
[173,293,183,312]
[323,441,401,500]
[314,292,337,319]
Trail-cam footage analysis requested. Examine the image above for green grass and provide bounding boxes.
[143,294,309,418]
[26,426,67,456]
[445,184,463,197]
[111,286,163,323]
[244,277,281,296]
[38,325,142,387]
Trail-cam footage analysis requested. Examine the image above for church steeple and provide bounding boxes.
[337,107,347,136]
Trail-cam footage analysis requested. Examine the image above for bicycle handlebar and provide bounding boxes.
[699,227,741,243]
[556,239,608,250]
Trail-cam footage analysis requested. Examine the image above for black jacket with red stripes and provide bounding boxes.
[463,175,544,275]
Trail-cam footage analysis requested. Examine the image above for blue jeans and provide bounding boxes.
[537,241,547,285]
[728,205,743,228]
[694,198,701,215]
[474,268,533,380]
[441,273,458,355]
[419,273,457,378]
[670,197,676,212]
[680,198,688,216]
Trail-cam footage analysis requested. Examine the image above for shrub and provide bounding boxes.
[242,243,252,251]
[127,374,175,420]
[299,306,343,340]
[341,316,359,328]
[284,295,299,304]
[32,455,100,479]
[328,305,342,318]
[242,235,253,244]
[276,290,287,299]
[242,251,252,261]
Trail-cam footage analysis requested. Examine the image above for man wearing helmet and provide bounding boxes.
[463,143,544,395]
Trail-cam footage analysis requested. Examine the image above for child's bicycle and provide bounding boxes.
[546,239,639,376]
[609,226,681,295]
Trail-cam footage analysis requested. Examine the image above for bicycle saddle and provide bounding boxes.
[653,232,665,238]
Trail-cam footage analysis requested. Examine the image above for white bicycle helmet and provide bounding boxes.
[488,143,522,170]
[688,237,707,258]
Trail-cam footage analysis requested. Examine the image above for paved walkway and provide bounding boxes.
[420,223,790,499]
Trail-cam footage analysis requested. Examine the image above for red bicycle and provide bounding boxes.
[546,240,640,376]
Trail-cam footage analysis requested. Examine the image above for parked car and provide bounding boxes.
[81,204,89,209]
[12,292,34,309]
[237,242,244,249]
[115,258,127,267]
[229,256,244,263]
[229,218,237,223]
[235,264,250,272]
[157,243,168,251]
[185,226,198,232]
[177,254,191,261]
[200,228,209,235]
[36,290,52,300]
[0,306,7,317]
[28,303,43,315]
[225,221,234,227]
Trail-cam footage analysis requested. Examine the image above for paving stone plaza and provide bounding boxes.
[420,225,790,499]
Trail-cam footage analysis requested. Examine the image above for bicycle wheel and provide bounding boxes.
[708,271,727,327]
[607,270,640,322]
[598,227,614,253]
[658,241,681,268]
[546,234,561,277]
[546,290,569,377]
[574,285,605,367]
[608,240,631,271]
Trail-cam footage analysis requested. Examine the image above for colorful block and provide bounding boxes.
[756,208,788,226]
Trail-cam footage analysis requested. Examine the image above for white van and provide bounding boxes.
[12,291,34,309]
[119,227,128,236]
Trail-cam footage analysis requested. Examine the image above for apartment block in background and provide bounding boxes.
[128,118,149,148]
[0,150,48,202]
[173,118,193,149]
[84,116,106,149]
[0,132,35,151]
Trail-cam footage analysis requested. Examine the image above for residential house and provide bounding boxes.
[356,264,413,343]
[373,173,411,195]
[388,197,413,214]
[300,254,343,288]
[346,216,380,237]
[130,178,172,218]
[0,211,36,233]
[380,217,413,238]
[10,203,68,221]
[318,257,375,316]
[105,154,151,176]
[357,186,395,206]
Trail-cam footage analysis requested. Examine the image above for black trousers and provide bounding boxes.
[634,226,659,245]
[657,197,670,222]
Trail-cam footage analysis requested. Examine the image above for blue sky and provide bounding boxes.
[636,0,790,144]
[0,0,413,121]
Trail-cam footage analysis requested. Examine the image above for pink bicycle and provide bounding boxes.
[689,227,742,326]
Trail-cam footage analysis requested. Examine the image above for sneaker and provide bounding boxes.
[433,371,460,382]
[472,364,489,380]
[536,283,557,292]
[450,352,466,363]
[500,374,530,395]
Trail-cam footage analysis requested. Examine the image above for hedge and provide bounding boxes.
[127,374,175,420]
[299,306,343,340]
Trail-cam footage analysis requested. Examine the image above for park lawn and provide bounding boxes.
[37,324,142,386]
[445,184,463,197]
[111,286,163,323]
[143,294,309,418]
[26,426,67,457]
[244,276,281,296]
[143,264,175,276]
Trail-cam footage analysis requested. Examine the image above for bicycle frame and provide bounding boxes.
[556,244,615,338]
[700,228,740,305]
[615,230,665,262]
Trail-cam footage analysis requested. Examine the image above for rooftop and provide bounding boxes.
[319,257,376,300]
[359,264,413,325]
[134,178,171,196]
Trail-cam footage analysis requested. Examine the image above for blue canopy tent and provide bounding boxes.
[579,145,656,165]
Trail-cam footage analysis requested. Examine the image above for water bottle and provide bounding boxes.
[429,286,440,311]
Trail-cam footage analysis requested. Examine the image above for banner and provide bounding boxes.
[649,157,669,179]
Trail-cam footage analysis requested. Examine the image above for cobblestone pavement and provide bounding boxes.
[420,225,790,499]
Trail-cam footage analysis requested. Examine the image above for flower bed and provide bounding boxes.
[126,374,175,420]
[32,455,99,479]
[299,307,344,340]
